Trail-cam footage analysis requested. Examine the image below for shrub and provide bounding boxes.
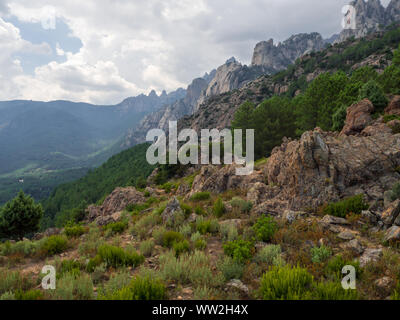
[104,221,128,235]
[255,245,282,265]
[190,192,211,202]
[220,223,239,242]
[97,244,144,268]
[223,239,254,263]
[312,281,358,300]
[359,80,388,112]
[0,270,30,295]
[152,226,167,245]
[194,205,206,216]
[325,255,361,280]
[86,255,102,273]
[159,251,224,288]
[323,194,369,218]
[259,265,314,300]
[49,273,94,300]
[173,240,190,257]
[311,245,332,264]
[58,259,82,279]
[180,202,193,217]
[253,216,278,242]
[132,212,161,239]
[213,198,226,218]
[140,240,155,257]
[389,183,400,202]
[14,289,44,300]
[98,271,131,297]
[64,224,86,238]
[99,276,166,300]
[162,231,184,248]
[194,238,207,250]
[217,256,244,281]
[179,224,192,237]
[0,240,39,257]
[332,104,348,131]
[40,235,68,256]
[196,217,219,235]
[230,197,253,213]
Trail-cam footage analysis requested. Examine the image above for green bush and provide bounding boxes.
[259,265,314,300]
[0,240,40,257]
[180,202,193,217]
[220,223,239,242]
[325,255,361,280]
[256,245,282,265]
[103,221,128,235]
[40,235,68,256]
[213,197,226,218]
[86,255,103,273]
[140,240,155,257]
[332,104,348,131]
[194,205,206,216]
[359,80,388,113]
[58,259,82,279]
[0,270,30,295]
[99,276,166,300]
[323,194,369,218]
[14,289,44,300]
[312,281,358,300]
[217,256,244,281]
[194,238,207,250]
[162,231,184,248]
[389,183,400,202]
[253,216,278,242]
[223,239,254,263]
[173,240,190,257]
[190,192,211,202]
[311,245,332,264]
[64,224,86,238]
[49,273,94,300]
[196,217,219,235]
[97,244,144,268]
[230,197,253,213]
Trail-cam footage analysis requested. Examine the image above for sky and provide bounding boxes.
[0,0,392,105]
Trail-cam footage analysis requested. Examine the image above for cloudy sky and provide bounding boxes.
[0,0,392,105]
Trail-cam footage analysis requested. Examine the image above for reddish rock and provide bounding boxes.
[385,95,400,116]
[340,99,374,136]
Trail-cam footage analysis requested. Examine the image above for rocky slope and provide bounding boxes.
[251,33,326,72]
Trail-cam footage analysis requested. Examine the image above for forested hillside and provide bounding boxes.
[42,143,154,228]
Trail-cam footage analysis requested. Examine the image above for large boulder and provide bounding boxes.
[340,99,374,136]
[381,200,400,226]
[385,95,400,116]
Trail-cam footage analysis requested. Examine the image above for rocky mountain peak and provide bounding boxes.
[251,32,325,71]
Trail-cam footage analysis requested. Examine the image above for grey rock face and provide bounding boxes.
[251,33,326,71]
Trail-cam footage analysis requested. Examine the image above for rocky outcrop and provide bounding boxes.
[385,96,400,116]
[251,33,326,71]
[188,165,264,198]
[340,99,374,136]
[86,187,145,225]
[386,0,400,24]
[266,121,400,211]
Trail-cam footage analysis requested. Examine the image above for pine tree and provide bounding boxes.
[0,191,43,240]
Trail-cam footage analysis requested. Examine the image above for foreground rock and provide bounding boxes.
[359,248,383,267]
[385,96,400,116]
[340,99,374,136]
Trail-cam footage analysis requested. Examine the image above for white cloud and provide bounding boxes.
[0,0,392,104]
